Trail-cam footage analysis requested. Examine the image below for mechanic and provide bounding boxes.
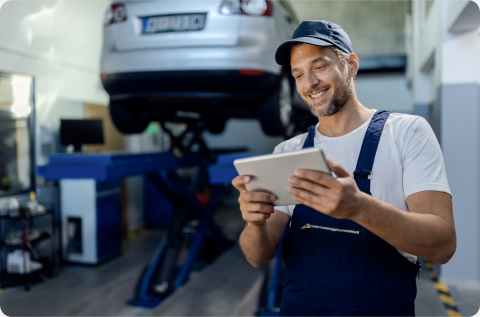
[232,20,456,316]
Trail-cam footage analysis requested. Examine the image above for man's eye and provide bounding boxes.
[295,74,303,79]
[315,66,324,70]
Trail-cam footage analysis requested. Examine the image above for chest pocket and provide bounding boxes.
[301,212,366,297]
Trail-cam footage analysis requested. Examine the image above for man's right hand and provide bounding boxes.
[232,175,277,226]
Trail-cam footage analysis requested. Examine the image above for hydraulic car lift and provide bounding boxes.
[130,115,314,309]
[130,121,247,307]
[39,119,286,310]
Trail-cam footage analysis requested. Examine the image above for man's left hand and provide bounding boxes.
[287,159,365,220]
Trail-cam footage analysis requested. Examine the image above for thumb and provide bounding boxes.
[327,159,350,178]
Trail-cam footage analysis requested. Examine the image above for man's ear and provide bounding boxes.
[349,53,359,79]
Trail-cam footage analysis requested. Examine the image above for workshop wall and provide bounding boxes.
[0,0,110,165]
[204,119,283,154]
[84,103,125,153]
[355,73,413,114]
[406,0,480,280]
[291,1,408,57]
[290,0,414,116]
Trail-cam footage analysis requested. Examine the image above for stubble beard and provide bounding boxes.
[307,73,352,118]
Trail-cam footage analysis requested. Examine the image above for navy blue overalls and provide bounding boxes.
[280,111,421,316]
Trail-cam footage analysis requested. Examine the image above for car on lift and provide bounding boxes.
[100,0,307,136]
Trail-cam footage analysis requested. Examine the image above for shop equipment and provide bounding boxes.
[38,121,240,307]
[60,119,104,152]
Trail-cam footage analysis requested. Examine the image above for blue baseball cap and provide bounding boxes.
[275,20,353,65]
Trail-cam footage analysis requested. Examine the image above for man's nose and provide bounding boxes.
[306,71,320,92]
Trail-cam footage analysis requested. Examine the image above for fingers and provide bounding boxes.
[291,194,322,212]
[242,191,276,204]
[239,192,276,215]
[233,175,277,225]
[241,202,275,214]
[232,175,251,193]
[239,198,275,224]
[242,211,272,224]
[327,159,350,178]
[288,176,329,197]
[288,186,334,211]
[288,186,322,205]
[293,169,338,189]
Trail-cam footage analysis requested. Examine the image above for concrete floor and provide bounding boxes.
[441,277,480,316]
[0,193,479,316]
[0,230,166,316]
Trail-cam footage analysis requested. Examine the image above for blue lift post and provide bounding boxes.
[130,168,230,307]
[209,153,286,316]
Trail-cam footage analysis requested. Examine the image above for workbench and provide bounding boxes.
[38,152,210,264]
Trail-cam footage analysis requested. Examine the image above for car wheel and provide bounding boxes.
[206,119,227,134]
[258,70,293,136]
[109,100,150,134]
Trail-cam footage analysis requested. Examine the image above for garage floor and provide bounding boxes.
[0,193,479,316]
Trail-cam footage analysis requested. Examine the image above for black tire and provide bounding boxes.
[206,119,227,134]
[258,70,293,136]
[109,100,150,134]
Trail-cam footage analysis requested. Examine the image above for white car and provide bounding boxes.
[101,0,304,136]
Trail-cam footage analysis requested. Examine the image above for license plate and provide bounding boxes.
[142,13,206,34]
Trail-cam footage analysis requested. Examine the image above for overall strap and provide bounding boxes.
[303,125,317,149]
[353,110,391,179]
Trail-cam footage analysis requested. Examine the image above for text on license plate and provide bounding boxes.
[142,14,206,34]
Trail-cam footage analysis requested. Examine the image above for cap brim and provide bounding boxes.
[275,37,333,65]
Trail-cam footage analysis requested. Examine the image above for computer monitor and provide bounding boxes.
[60,119,104,152]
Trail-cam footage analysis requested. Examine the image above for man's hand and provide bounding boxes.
[232,175,276,226]
[287,159,364,220]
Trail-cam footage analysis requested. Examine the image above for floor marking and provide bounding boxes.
[125,228,148,240]
[446,308,463,317]
[439,293,457,306]
[434,281,450,293]
[425,260,462,317]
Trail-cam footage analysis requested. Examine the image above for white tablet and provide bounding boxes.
[233,148,331,206]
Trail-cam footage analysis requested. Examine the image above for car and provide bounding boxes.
[100,0,309,136]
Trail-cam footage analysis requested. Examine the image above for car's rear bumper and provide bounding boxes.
[102,70,279,119]
[102,70,278,99]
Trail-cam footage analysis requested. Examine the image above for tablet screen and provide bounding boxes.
[234,148,330,206]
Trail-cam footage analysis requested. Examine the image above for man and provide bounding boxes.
[232,20,456,316]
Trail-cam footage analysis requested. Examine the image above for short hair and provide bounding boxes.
[329,46,350,67]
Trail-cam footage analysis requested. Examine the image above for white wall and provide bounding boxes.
[407,0,480,280]
[0,0,110,165]
[355,73,414,114]
[438,1,480,280]
[204,119,283,154]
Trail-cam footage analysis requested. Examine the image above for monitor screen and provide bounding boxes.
[60,119,104,151]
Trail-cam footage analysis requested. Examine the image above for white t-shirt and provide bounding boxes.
[273,110,451,263]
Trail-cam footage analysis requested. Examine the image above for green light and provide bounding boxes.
[147,122,160,134]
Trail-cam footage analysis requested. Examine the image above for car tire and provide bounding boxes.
[109,100,150,134]
[258,70,293,136]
